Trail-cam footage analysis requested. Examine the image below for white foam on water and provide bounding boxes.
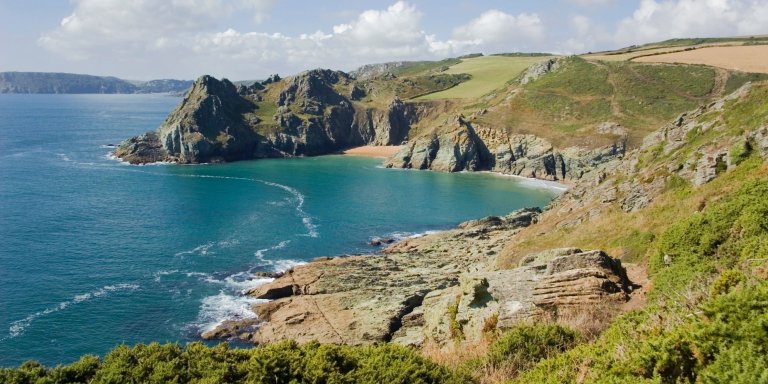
[254,240,291,258]
[3,283,139,340]
[195,291,268,334]
[253,240,305,273]
[222,272,274,293]
[174,238,240,258]
[175,241,215,257]
[260,180,318,238]
[374,230,443,243]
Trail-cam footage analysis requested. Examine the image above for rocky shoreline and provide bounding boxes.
[201,207,636,347]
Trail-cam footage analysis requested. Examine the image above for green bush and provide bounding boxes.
[488,324,579,373]
[698,342,768,384]
[0,340,464,384]
[649,181,768,298]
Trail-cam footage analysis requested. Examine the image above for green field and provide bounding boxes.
[417,56,553,100]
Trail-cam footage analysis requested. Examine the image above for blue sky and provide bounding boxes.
[0,0,766,80]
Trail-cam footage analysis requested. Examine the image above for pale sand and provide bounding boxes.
[342,145,403,158]
[634,45,768,73]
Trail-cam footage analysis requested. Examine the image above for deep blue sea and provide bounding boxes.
[0,94,559,366]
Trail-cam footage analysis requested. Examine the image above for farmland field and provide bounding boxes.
[417,55,553,100]
[632,45,768,73]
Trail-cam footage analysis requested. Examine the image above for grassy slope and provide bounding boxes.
[500,82,768,383]
[417,56,552,100]
[473,56,746,148]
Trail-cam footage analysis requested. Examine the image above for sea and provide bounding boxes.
[0,94,560,367]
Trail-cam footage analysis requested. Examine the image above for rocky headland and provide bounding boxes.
[202,207,635,347]
[114,59,625,184]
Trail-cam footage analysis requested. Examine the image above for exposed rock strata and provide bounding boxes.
[386,122,625,181]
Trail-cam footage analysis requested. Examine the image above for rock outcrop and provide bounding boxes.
[385,116,492,172]
[115,75,261,164]
[385,120,625,180]
[394,248,631,345]
[519,57,562,85]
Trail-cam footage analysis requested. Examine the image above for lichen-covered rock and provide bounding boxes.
[520,58,562,85]
[407,249,631,345]
[203,208,542,345]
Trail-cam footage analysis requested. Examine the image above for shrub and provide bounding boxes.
[0,340,464,384]
[487,324,579,373]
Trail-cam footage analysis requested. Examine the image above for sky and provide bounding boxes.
[0,0,766,81]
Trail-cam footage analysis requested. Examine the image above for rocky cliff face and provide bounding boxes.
[385,116,625,181]
[115,71,417,164]
[385,116,492,172]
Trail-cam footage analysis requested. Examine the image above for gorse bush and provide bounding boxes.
[487,324,579,372]
[649,181,768,299]
[0,341,465,384]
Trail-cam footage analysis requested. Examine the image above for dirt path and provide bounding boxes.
[621,263,651,312]
[712,67,729,98]
[589,61,624,119]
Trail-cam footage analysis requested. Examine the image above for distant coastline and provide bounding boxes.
[0,72,193,94]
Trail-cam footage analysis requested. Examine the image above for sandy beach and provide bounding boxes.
[342,145,403,158]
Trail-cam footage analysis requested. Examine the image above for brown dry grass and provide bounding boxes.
[633,45,768,73]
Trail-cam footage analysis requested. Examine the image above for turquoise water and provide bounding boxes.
[0,94,559,366]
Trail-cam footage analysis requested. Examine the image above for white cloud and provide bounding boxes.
[38,0,765,80]
[38,0,274,60]
[615,0,768,47]
[37,0,551,78]
[452,10,545,49]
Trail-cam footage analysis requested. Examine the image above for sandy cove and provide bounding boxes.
[342,145,403,158]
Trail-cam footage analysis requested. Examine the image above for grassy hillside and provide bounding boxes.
[472,56,752,148]
[417,55,552,100]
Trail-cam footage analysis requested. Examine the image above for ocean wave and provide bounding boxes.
[194,291,268,334]
[253,240,291,258]
[2,283,139,341]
